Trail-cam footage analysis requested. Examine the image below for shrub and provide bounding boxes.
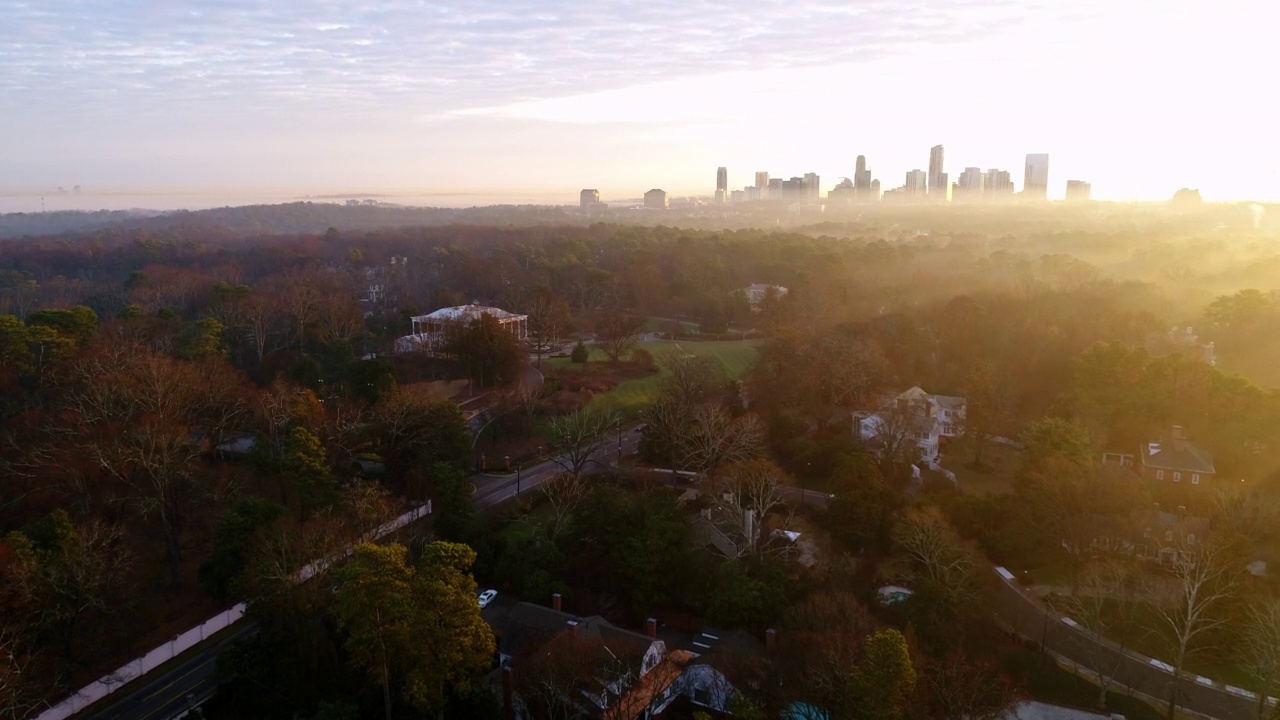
[571,341,589,364]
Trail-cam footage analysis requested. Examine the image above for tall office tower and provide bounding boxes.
[715,190,726,204]
[854,155,872,203]
[1065,180,1092,201]
[1023,154,1050,199]
[905,170,927,198]
[984,169,1013,196]
[716,167,728,199]
[643,189,668,209]
[855,155,867,183]
[755,171,770,199]
[580,189,600,208]
[957,167,985,200]
[870,179,881,201]
[803,173,820,204]
[928,145,945,199]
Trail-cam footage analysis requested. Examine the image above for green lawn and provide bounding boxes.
[557,339,762,416]
[595,339,762,415]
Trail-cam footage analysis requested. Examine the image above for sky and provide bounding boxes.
[1,0,1274,207]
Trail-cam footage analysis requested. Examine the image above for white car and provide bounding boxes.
[478,589,497,609]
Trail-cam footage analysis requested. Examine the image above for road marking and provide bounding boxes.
[1148,659,1175,672]
[1226,685,1256,699]
[1196,676,1214,686]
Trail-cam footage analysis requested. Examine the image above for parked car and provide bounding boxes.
[478,589,497,609]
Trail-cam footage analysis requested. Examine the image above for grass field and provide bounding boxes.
[548,339,763,416]
[945,439,1022,496]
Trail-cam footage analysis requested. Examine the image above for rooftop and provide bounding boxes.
[410,303,526,324]
[1140,431,1215,474]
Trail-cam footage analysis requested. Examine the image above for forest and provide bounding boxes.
[3,203,1280,720]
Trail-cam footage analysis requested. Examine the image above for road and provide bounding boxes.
[994,570,1263,720]
[88,625,256,720]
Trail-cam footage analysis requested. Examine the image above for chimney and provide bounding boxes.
[1172,425,1187,452]
[552,593,562,612]
[1171,425,1183,440]
[502,665,514,720]
[567,619,579,636]
[765,628,777,650]
[646,618,657,639]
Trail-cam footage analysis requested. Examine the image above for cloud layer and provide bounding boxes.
[1,0,1043,124]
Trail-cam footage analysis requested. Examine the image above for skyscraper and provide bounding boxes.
[956,168,985,201]
[803,173,820,204]
[984,169,1013,197]
[755,171,770,200]
[716,167,727,196]
[643,189,668,209]
[1066,180,1092,201]
[854,155,872,202]
[905,170,927,198]
[579,189,600,208]
[1023,154,1050,199]
[928,145,945,200]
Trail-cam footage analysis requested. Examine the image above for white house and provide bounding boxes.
[854,386,966,469]
[742,283,788,310]
[394,303,528,354]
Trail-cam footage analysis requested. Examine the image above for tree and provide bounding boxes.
[1149,538,1245,720]
[571,341,589,364]
[541,472,590,541]
[1241,598,1280,720]
[852,629,916,720]
[864,400,930,482]
[544,407,619,476]
[283,426,338,521]
[914,650,1021,720]
[333,543,415,720]
[430,462,476,543]
[199,497,286,601]
[711,459,788,554]
[595,311,644,363]
[1056,558,1142,707]
[1019,418,1094,474]
[525,292,572,368]
[442,313,524,388]
[961,362,1007,468]
[371,389,470,481]
[676,405,763,477]
[403,542,494,717]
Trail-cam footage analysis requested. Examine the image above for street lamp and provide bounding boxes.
[516,463,522,497]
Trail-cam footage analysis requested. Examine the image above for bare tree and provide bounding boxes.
[525,293,572,368]
[595,311,645,363]
[0,626,43,720]
[545,407,619,476]
[711,459,788,554]
[1058,558,1143,706]
[1148,538,1244,720]
[863,400,930,481]
[676,406,763,477]
[542,472,590,540]
[1241,598,1280,719]
[893,507,978,600]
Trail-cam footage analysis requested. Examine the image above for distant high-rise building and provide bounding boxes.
[855,155,867,183]
[755,171,770,200]
[854,155,873,203]
[928,145,946,199]
[643,189,668,209]
[730,189,745,204]
[956,167,985,201]
[984,169,1013,196]
[905,170,927,198]
[579,189,600,208]
[829,178,856,205]
[870,179,881,200]
[1066,180,1092,201]
[803,172,820,204]
[1023,154,1050,199]
[716,167,728,196]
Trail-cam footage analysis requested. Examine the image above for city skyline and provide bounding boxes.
[1,1,1272,207]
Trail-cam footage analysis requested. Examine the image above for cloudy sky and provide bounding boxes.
[1,0,1272,206]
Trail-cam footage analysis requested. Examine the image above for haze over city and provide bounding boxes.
[2,0,1274,209]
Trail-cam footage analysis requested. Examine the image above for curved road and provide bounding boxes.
[994,568,1267,720]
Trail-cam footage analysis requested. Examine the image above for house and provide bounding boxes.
[742,283,788,311]
[854,386,966,469]
[393,303,528,354]
[491,599,764,720]
[1091,507,1209,565]
[1139,425,1215,485]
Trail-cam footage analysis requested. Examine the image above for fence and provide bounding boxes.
[34,500,432,720]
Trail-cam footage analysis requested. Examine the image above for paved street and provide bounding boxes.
[994,569,1265,720]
